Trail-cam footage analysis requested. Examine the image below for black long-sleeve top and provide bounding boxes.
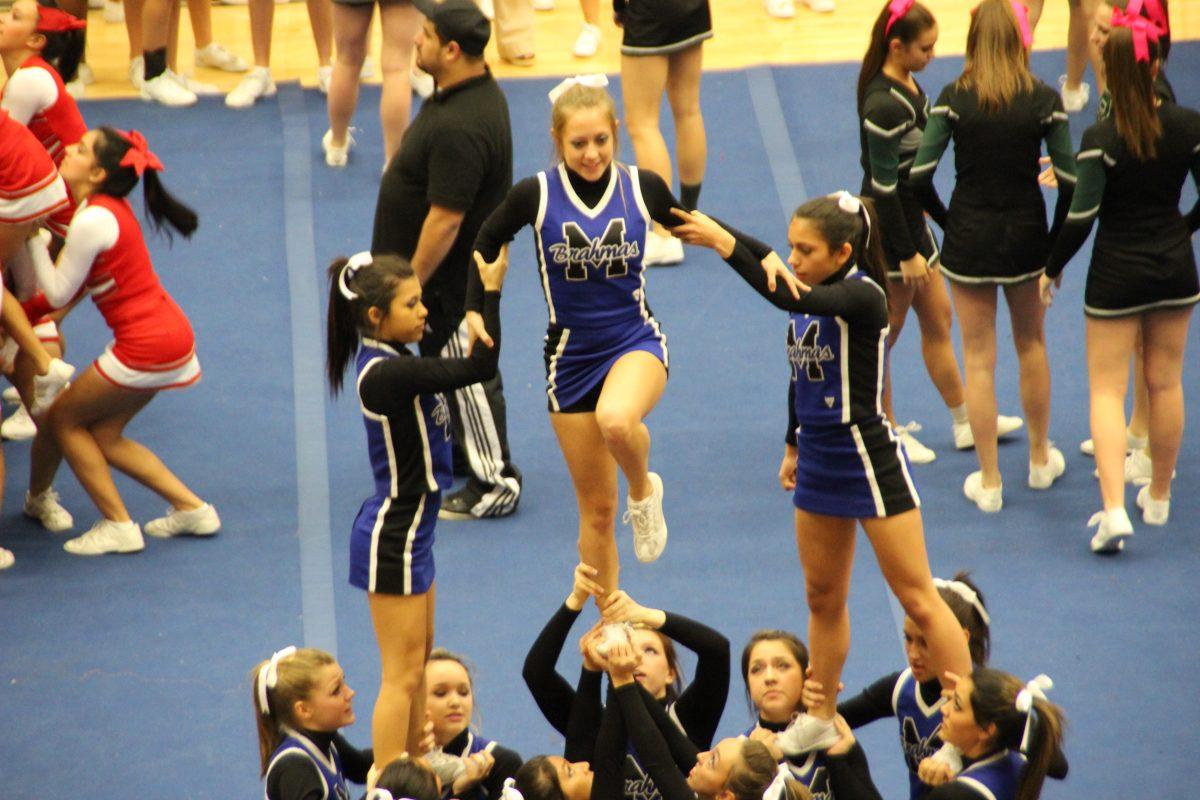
[355,292,500,498]
[611,684,698,800]
[522,603,730,751]
[1045,103,1200,280]
[265,730,372,800]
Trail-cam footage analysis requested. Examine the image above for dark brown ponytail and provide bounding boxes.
[857,0,937,112]
[325,253,415,396]
[1103,27,1162,160]
[93,127,198,241]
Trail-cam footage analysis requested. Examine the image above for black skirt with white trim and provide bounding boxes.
[620,0,712,56]
[1084,235,1200,318]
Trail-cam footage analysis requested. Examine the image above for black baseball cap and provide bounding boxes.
[413,0,491,57]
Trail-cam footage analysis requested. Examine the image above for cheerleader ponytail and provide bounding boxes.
[790,192,890,297]
[93,127,198,241]
[968,669,1066,800]
[325,252,416,396]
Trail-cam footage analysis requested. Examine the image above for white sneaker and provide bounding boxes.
[195,42,249,72]
[623,472,667,563]
[1123,448,1174,485]
[360,56,375,79]
[1058,75,1090,113]
[226,67,276,108]
[963,471,1003,512]
[593,621,633,656]
[103,0,124,23]
[322,129,354,167]
[765,0,796,16]
[1088,508,1132,554]
[170,69,220,96]
[2,404,37,441]
[952,414,1024,450]
[928,743,964,776]
[129,55,145,90]
[533,0,554,9]
[3,386,20,403]
[411,67,434,99]
[573,23,601,58]
[144,503,221,538]
[896,422,936,464]
[776,713,839,756]
[804,0,836,11]
[63,519,145,555]
[31,358,74,416]
[1028,445,1065,489]
[141,73,198,107]
[426,749,467,785]
[1136,485,1169,526]
[643,230,685,267]
[24,488,73,532]
[317,65,333,94]
[0,547,13,570]
[1081,431,1145,457]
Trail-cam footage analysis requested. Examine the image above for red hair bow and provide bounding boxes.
[884,0,915,36]
[1111,7,1165,62]
[35,6,87,33]
[116,129,164,176]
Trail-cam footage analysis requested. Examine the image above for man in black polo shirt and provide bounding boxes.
[371,0,521,520]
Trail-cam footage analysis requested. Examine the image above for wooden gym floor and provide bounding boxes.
[59,0,1200,99]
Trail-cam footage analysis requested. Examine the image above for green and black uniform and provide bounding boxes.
[1044,103,1200,317]
[858,72,948,278]
[909,79,1076,285]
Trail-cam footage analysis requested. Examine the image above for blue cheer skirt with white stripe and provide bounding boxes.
[542,316,668,412]
[349,491,440,595]
[792,420,920,518]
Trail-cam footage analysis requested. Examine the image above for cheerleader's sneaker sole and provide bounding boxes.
[776,713,839,756]
[144,503,221,538]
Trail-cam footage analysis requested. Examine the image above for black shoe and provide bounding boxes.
[438,487,483,521]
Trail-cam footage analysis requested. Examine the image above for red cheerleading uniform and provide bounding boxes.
[25,193,200,390]
[0,108,69,225]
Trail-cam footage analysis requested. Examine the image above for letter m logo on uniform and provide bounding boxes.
[561,219,631,281]
[787,319,832,382]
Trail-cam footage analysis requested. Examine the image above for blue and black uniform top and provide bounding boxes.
[744,719,836,800]
[839,669,947,800]
[442,729,523,800]
[858,72,948,263]
[354,292,502,499]
[264,727,372,800]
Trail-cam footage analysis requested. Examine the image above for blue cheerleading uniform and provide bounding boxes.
[721,237,919,517]
[442,729,523,800]
[348,292,501,594]
[264,727,372,800]
[471,163,668,412]
[745,721,836,800]
[839,669,945,800]
[951,750,1027,800]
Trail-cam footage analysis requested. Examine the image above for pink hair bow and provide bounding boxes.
[1124,0,1169,33]
[1009,0,1034,49]
[115,129,164,176]
[883,0,914,36]
[1111,7,1165,62]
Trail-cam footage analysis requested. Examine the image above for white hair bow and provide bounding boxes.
[826,190,872,252]
[933,578,991,627]
[339,250,373,301]
[548,74,610,104]
[256,645,297,715]
[1015,674,1053,753]
[501,777,525,800]
[763,763,791,800]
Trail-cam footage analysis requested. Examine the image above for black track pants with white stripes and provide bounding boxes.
[421,307,522,517]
